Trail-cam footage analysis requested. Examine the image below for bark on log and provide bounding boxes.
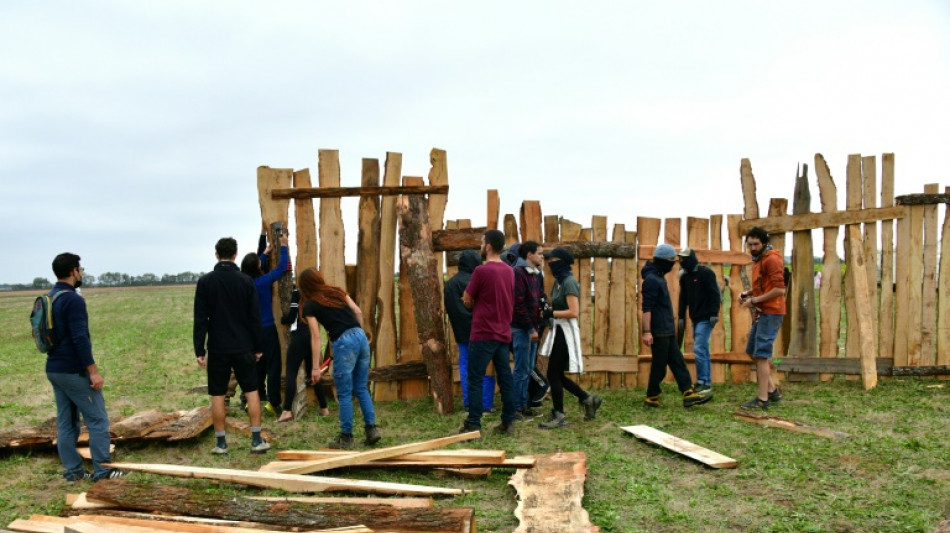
[144,406,212,441]
[87,480,471,533]
[271,185,449,200]
[368,361,429,382]
[895,193,950,205]
[397,194,454,415]
[111,409,175,440]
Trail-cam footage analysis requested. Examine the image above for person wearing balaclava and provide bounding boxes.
[536,247,603,429]
[676,247,721,403]
[444,250,495,412]
[641,244,705,408]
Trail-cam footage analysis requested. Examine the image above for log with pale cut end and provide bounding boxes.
[733,411,851,439]
[111,409,176,439]
[145,406,212,441]
[87,480,471,532]
[508,452,599,533]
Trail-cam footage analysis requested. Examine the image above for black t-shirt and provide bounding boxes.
[302,300,360,342]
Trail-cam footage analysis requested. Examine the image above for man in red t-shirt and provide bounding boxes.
[461,229,517,435]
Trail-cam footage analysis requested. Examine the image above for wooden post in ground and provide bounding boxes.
[543,215,560,309]
[921,183,939,366]
[815,155,842,380]
[684,217,709,380]
[397,194,454,415]
[879,154,896,362]
[503,214,519,245]
[708,215,727,383]
[558,219,582,382]
[937,186,950,379]
[624,229,639,388]
[845,224,879,389]
[591,216,609,389]
[727,214,752,384]
[357,159,381,350]
[520,201,543,243]
[374,153,402,401]
[292,168,317,415]
[861,156,880,346]
[636,217,662,388]
[318,150,346,290]
[787,165,818,378]
[767,198,789,361]
[398,176,426,400]
[737,158,760,383]
[843,155,863,364]
[606,223,626,388]
[427,148,449,299]
[487,189,499,230]
[894,198,911,367]
[578,227,593,389]
[258,166,294,396]
[906,191,925,366]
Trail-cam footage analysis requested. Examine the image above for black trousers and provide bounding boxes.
[646,334,693,397]
[282,330,328,411]
[258,325,282,407]
[546,326,588,413]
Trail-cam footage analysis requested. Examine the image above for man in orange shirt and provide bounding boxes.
[738,227,785,409]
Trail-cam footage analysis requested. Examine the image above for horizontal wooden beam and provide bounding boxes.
[638,245,751,265]
[776,357,893,375]
[272,185,449,200]
[737,206,905,235]
[890,365,950,376]
[432,227,487,251]
[895,193,950,206]
[635,351,753,365]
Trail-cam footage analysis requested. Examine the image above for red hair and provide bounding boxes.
[297,268,347,311]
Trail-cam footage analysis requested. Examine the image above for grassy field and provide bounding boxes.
[1,286,948,532]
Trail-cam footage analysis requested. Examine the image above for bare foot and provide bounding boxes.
[319,408,331,416]
[276,412,294,423]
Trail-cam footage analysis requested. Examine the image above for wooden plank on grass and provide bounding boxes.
[815,155,843,379]
[879,154,896,361]
[250,495,433,508]
[111,410,175,440]
[398,176,426,400]
[845,224,879,389]
[100,463,463,496]
[71,514,376,533]
[374,152,402,402]
[620,425,737,469]
[509,452,598,533]
[262,457,534,471]
[278,449,504,463]
[265,432,481,475]
[76,445,114,461]
[733,411,851,439]
[921,183,940,366]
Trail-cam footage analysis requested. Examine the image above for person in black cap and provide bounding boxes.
[536,247,602,429]
[677,247,720,402]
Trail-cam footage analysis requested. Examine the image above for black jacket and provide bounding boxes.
[443,250,482,343]
[641,261,676,336]
[193,261,262,357]
[678,265,721,322]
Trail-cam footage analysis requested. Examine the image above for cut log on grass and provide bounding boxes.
[249,496,433,508]
[620,425,737,469]
[261,457,532,472]
[144,406,212,441]
[15,514,375,533]
[278,448,504,463]
[77,445,114,461]
[65,493,113,510]
[86,480,472,532]
[508,452,599,533]
[265,432,481,475]
[111,409,176,440]
[733,411,851,439]
[100,463,463,496]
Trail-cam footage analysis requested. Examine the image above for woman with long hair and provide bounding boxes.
[276,286,331,423]
[295,267,380,449]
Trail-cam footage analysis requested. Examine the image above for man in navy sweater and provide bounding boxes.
[46,253,125,481]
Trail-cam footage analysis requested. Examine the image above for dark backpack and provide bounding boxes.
[30,291,64,353]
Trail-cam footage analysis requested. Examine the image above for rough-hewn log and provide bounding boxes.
[895,193,950,205]
[272,185,449,200]
[87,480,471,532]
[110,409,175,440]
[776,357,893,375]
[737,205,905,234]
[733,411,851,439]
[145,406,212,441]
[398,193,454,415]
[368,361,429,382]
[889,365,950,377]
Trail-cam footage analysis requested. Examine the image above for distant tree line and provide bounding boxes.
[1,271,206,291]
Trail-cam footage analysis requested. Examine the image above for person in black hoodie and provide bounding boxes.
[641,244,704,408]
[444,250,495,411]
[677,248,720,402]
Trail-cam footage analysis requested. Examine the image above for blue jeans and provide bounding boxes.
[466,340,516,428]
[457,343,494,410]
[745,314,784,359]
[331,328,376,434]
[692,320,713,387]
[511,328,537,410]
[47,372,112,480]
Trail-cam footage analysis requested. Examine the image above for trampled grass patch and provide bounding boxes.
[0,286,948,532]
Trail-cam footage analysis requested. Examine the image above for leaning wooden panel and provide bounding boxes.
[939,187,950,374]
[921,183,940,366]
[606,224,627,388]
[787,166,818,367]
[861,156,880,347]
[398,177,426,401]
[843,155,863,364]
[356,159,381,349]
[727,215,751,384]
[879,154,896,361]
[317,150,346,290]
[508,452,599,533]
[591,216,609,389]
[845,225,879,389]
[374,152,403,401]
[906,203,925,366]
[578,227,594,389]
[620,425,737,469]
[814,155,842,378]
[636,217,662,388]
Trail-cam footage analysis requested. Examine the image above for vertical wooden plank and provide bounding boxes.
[606,223,626,389]
[845,224,879,389]
[398,176,426,400]
[590,216,609,389]
[686,217,714,382]
[937,186,950,375]
[815,154,842,381]
[907,198,925,366]
[543,215,560,299]
[843,155,862,364]
[727,214,751,384]
[766,199,788,361]
[558,219,582,382]
[861,156,880,348]
[921,183,939,366]
[708,215,727,380]
[443,219,459,397]
[577,227,593,389]
[664,218,682,332]
[427,148,449,300]
[894,202,911,367]
[878,153,896,361]
[317,150,346,290]
[636,217,662,387]
[520,201,543,243]
[356,159,381,348]
[487,190,500,230]
[737,158,759,384]
[740,158,760,219]
[623,229,639,389]
[374,152,402,401]
[503,214,519,246]
[292,168,317,407]
[258,166,294,396]
[788,165,818,368]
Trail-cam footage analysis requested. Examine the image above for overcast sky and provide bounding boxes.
[2,1,948,284]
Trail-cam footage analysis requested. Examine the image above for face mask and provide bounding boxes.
[549,260,573,282]
[653,258,675,274]
[680,253,698,272]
